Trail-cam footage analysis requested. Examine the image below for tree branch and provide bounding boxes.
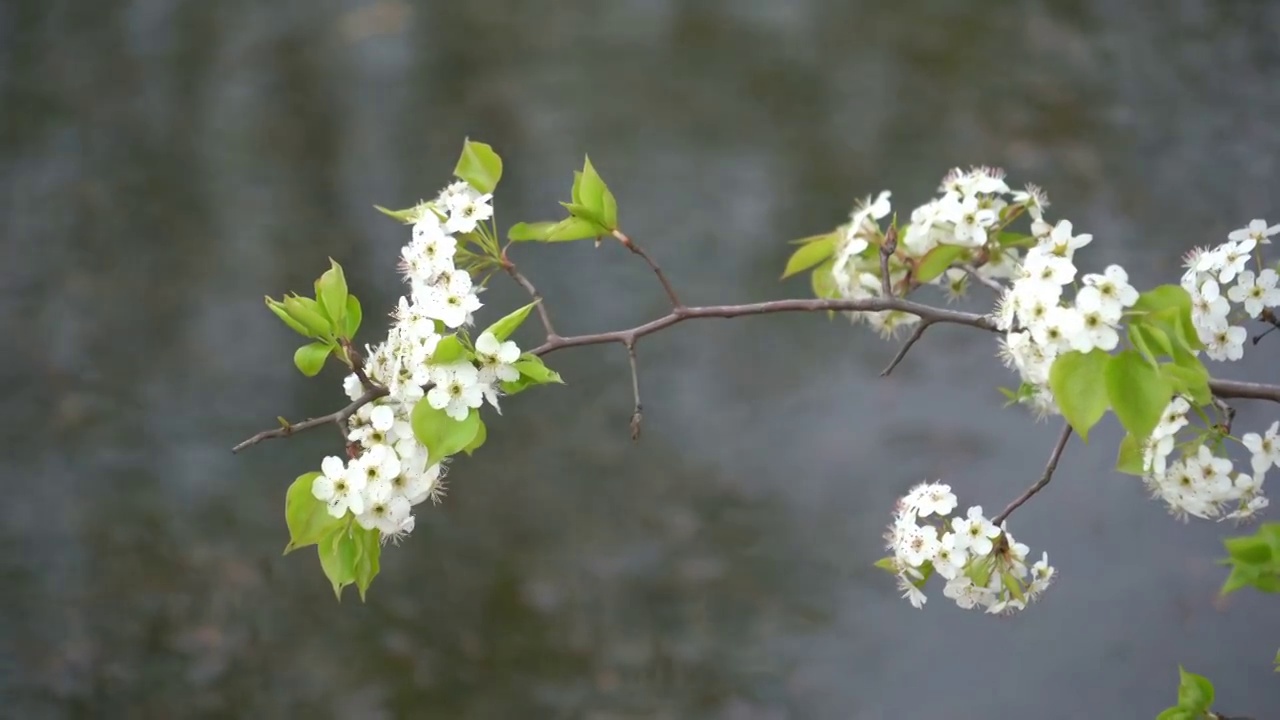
[1209,378,1280,403]
[625,339,642,440]
[612,229,682,308]
[993,422,1072,526]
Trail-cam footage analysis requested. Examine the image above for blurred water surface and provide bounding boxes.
[2,0,1280,718]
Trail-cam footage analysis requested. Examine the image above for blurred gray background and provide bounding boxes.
[3,0,1280,718]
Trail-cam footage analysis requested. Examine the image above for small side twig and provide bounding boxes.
[232,386,389,453]
[625,339,642,440]
[880,320,933,377]
[1212,396,1237,435]
[501,251,558,339]
[613,229,682,309]
[960,263,1007,294]
[993,422,1073,525]
[879,224,898,298]
[341,340,377,390]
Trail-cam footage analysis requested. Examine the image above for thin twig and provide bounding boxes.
[232,386,389,453]
[881,320,933,377]
[992,422,1073,526]
[879,225,898,298]
[613,229,682,308]
[501,252,558,338]
[960,263,1007,294]
[625,339,642,440]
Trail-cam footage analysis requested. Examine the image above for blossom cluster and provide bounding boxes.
[1181,221,1280,361]
[885,482,1055,613]
[311,181,520,541]
[827,167,1030,337]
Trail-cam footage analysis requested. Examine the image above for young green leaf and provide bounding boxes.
[453,139,503,194]
[484,301,538,341]
[294,342,332,377]
[282,296,333,338]
[873,556,897,573]
[1159,362,1210,406]
[318,524,358,601]
[811,258,839,301]
[781,234,837,279]
[352,526,381,602]
[266,297,312,338]
[1175,667,1214,712]
[284,472,346,554]
[344,295,362,339]
[432,335,468,364]
[1130,322,1172,365]
[1154,709,1193,720]
[374,205,419,223]
[508,221,560,241]
[536,216,605,242]
[1048,349,1111,441]
[1224,533,1274,565]
[411,402,482,461]
[915,244,968,283]
[514,356,563,384]
[315,259,349,330]
[1115,433,1145,475]
[462,419,487,456]
[578,156,607,211]
[1220,564,1261,596]
[1105,350,1173,443]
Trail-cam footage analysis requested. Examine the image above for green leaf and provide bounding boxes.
[294,342,332,377]
[411,402,482,461]
[915,244,968,283]
[374,205,418,223]
[1129,322,1171,365]
[514,356,562,384]
[537,216,605,243]
[811,258,840,301]
[318,525,358,601]
[996,231,1036,248]
[463,419,487,456]
[284,472,346,554]
[1155,709,1193,720]
[344,295,362,339]
[1133,284,1193,314]
[966,556,993,588]
[266,297,312,338]
[1224,534,1273,565]
[1048,349,1111,441]
[578,157,606,209]
[282,296,333,338]
[508,221,560,241]
[781,234,837,279]
[431,335,468,364]
[453,138,503,194]
[315,259,348,330]
[1105,350,1173,443]
[1220,564,1260,596]
[1116,433,1146,475]
[1001,571,1026,603]
[484,301,538,342]
[600,184,618,230]
[1134,285,1202,351]
[873,556,897,573]
[351,526,381,602]
[1160,362,1210,407]
[1175,667,1214,711]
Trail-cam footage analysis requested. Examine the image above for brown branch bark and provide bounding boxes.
[992,422,1073,526]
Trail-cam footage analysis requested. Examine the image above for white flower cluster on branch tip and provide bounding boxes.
[886,482,1054,613]
[312,180,520,543]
